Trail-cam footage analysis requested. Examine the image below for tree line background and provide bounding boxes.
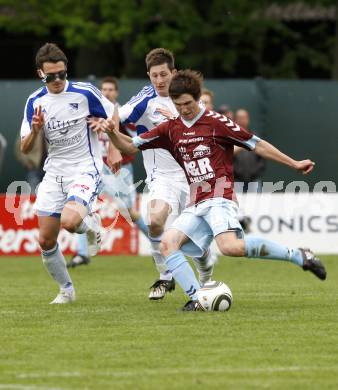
[0,0,338,80]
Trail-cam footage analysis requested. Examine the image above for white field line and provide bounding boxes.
[0,385,65,390]
[13,365,338,380]
[17,372,82,379]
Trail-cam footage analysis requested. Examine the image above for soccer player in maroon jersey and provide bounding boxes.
[98,69,327,311]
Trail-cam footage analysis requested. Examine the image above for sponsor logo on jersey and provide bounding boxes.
[183,157,215,183]
[49,134,82,147]
[72,183,90,193]
[178,137,204,144]
[46,117,79,133]
[183,131,195,136]
[193,144,211,158]
[178,146,186,153]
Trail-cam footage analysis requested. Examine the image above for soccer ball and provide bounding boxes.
[197,281,233,312]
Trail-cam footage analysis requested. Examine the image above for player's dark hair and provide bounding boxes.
[169,70,203,101]
[145,48,175,71]
[35,43,68,69]
[101,76,119,90]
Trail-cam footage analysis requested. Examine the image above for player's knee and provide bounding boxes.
[39,235,57,251]
[160,235,180,257]
[148,219,164,237]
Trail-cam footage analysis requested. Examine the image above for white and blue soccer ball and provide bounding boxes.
[197,281,233,312]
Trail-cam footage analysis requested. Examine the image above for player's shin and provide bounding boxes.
[149,235,173,280]
[135,216,149,237]
[244,236,303,266]
[41,243,74,288]
[165,250,200,300]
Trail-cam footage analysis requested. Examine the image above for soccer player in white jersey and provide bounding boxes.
[68,76,149,268]
[119,49,216,299]
[20,43,114,304]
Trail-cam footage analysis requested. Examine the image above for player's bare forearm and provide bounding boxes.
[20,132,38,154]
[107,130,138,155]
[254,140,296,168]
[254,139,315,174]
[21,106,44,153]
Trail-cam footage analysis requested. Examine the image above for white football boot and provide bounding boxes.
[86,213,102,257]
[50,288,76,304]
[148,279,176,300]
[192,249,218,286]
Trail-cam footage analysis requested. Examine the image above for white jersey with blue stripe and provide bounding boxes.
[20,80,114,177]
[119,85,185,181]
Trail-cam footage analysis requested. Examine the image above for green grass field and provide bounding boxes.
[0,255,337,390]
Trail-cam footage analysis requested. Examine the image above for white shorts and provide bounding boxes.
[146,176,189,217]
[170,197,244,257]
[34,172,101,217]
[100,163,136,209]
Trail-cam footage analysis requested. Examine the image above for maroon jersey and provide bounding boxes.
[133,109,260,205]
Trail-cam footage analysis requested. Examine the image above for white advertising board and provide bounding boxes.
[139,193,338,255]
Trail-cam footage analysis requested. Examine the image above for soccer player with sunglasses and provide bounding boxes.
[20,43,116,304]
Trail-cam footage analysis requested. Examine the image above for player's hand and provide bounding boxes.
[107,148,122,174]
[294,159,315,175]
[87,117,105,133]
[101,118,116,133]
[31,106,44,134]
[101,104,120,133]
[156,107,174,119]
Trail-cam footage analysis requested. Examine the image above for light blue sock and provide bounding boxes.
[77,233,89,257]
[166,250,200,300]
[244,236,304,266]
[135,216,149,238]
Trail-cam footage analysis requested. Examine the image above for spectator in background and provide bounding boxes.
[233,108,265,193]
[100,76,119,105]
[15,131,46,193]
[200,88,214,110]
[218,104,234,120]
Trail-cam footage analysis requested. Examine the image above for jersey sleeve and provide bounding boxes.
[20,99,34,138]
[76,82,114,118]
[132,120,171,151]
[20,87,47,138]
[20,97,35,138]
[119,85,156,124]
[212,112,261,150]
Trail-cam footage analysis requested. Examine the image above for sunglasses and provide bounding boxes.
[41,70,67,83]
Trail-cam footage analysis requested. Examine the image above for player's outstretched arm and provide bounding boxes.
[21,106,44,154]
[102,107,138,155]
[254,139,315,175]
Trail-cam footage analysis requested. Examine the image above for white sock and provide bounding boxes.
[41,244,73,289]
[149,235,173,280]
[76,214,97,234]
[192,249,215,285]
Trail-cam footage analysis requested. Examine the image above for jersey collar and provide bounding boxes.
[181,106,205,128]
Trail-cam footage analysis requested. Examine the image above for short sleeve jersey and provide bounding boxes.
[133,109,260,205]
[20,81,114,177]
[119,85,185,180]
